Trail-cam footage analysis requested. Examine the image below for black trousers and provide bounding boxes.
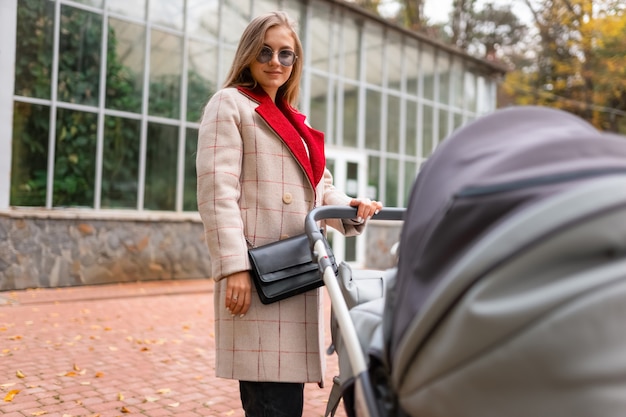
[239,381,304,417]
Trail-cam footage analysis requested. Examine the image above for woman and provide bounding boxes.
[196,11,382,417]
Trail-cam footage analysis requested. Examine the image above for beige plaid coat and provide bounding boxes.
[197,86,363,383]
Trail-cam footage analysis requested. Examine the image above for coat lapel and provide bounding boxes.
[237,86,325,187]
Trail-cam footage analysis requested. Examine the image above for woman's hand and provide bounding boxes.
[349,198,383,223]
[225,271,252,317]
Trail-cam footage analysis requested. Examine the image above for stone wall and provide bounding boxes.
[0,210,212,290]
[0,209,403,291]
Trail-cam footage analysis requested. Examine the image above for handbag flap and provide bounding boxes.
[248,234,318,284]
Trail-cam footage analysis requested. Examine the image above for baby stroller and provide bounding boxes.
[306,106,626,417]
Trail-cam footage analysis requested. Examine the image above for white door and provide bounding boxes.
[324,148,371,266]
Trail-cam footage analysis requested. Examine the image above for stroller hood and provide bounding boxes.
[391,106,626,358]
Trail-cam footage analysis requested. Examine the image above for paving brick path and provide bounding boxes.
[0,280,347,417]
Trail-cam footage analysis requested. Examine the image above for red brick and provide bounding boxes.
[0,280,346,417]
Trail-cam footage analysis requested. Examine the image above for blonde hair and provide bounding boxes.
[222,11,303,107]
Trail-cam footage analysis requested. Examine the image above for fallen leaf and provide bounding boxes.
[31,411,47,416]
[8,335,22,340]
[73,364,81,371]
[0,383,16,388]
[95,372,104,378]
[64,371,77,377]
[108,346,118,351]
[225,411,235,416]
[4,389,20,402]
[168,402,180,408]
[143,396,159,403]
[117,393,124,401]
[156,388,171,395]
[121,406,131,413]
[140,347,150,352]
[16,370,26,378]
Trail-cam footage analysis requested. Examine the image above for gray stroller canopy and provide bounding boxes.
[391,106,626,358]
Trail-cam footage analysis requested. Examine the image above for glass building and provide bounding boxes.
[0,0,505,276]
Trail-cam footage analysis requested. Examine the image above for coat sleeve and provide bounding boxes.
[196,90,250,281]
[320,168,364,237]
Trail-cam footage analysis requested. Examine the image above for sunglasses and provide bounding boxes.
[256,46,297,67]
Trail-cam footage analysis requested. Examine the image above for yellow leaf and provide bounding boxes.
[64,371,77,377]
[143,396,159,403]
[95,372,104,378]
[0,383,16,388]
[168,402,180,408]
[9,335,22,340]
[225,411,235,416]
[4,389,20,402]
[117,393,124,401]
[156,388,171,394]
[121,406,131,413]
[16,369,26,378]
[31,411,47,416]
[73,364,81,371]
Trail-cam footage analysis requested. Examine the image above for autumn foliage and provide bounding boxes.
[501,0,626,133]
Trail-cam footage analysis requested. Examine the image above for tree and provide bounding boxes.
[351,0,426,30]
[501,0,626,133]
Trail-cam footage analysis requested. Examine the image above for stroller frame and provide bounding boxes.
[305,206,405,417]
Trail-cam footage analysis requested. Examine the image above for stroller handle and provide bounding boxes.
[304,206,405,246]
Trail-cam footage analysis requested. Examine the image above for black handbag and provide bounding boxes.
[248,232,337,304]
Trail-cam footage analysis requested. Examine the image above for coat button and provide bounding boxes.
[282,192,293,204]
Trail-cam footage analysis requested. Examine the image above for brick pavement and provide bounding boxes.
[0,280,348,417]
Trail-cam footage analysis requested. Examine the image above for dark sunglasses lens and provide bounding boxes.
[278,50,296,66]
[257,47,273,63]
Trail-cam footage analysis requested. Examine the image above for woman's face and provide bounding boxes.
[249,25,296,102]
